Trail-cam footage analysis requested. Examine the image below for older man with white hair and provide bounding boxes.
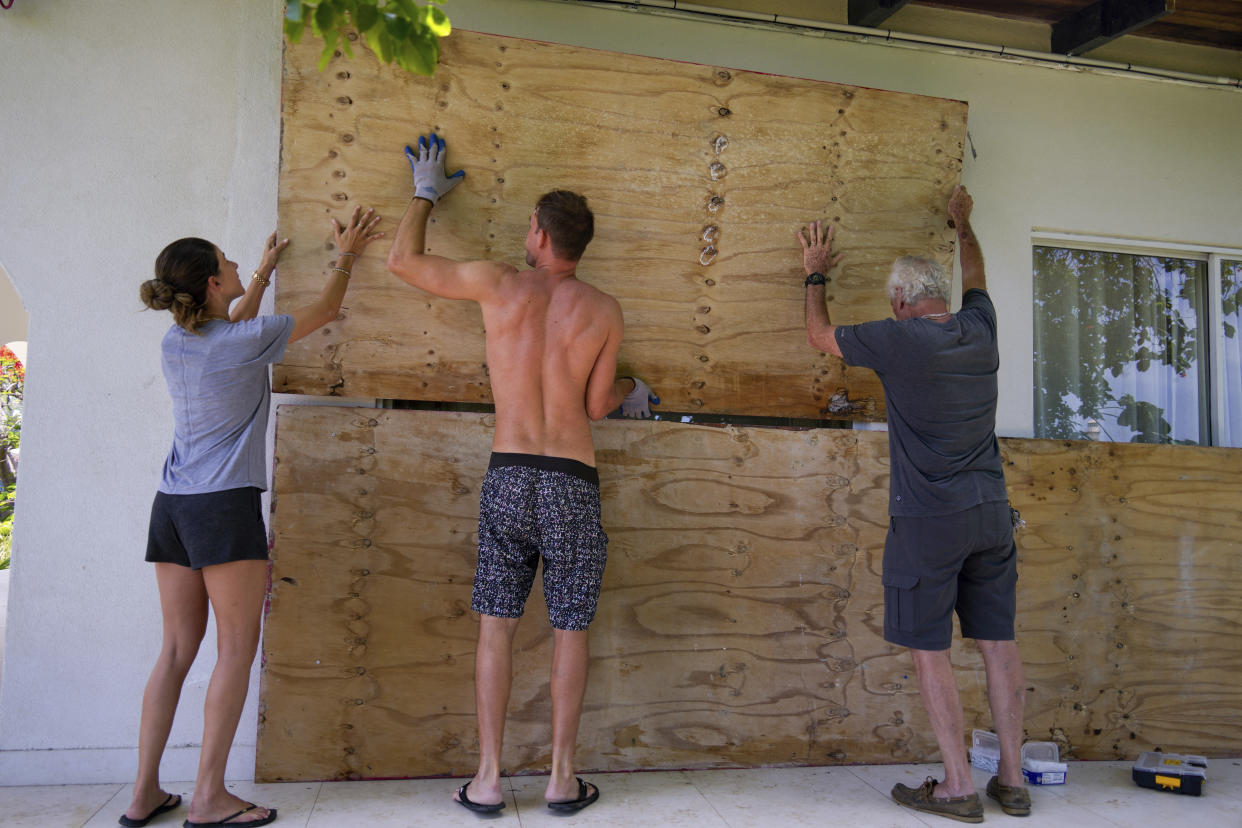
[800,186,1029,824]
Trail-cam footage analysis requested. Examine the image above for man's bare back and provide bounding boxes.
[481,267,623,466]
[386,172,648,455]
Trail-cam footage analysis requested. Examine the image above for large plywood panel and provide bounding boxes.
[258,406,915,781]
[273,31,967,419]
[258,408,1242,782]
[999,438,1242,760]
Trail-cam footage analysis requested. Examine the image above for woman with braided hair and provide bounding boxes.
[123,206,382,828]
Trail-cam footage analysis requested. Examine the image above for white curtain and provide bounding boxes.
[1033,247,1206,444]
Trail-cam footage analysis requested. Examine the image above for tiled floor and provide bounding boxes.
[1,759,1237,827]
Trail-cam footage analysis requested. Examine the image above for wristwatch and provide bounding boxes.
[805,271,827,286]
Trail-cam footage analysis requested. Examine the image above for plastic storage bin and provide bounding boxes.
[968,731,1068,785]
[1132,752,1206,796]
[1021,741,1067,785]
[969,729,1000,772]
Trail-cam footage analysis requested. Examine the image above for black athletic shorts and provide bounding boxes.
[145,487,269,570]
[472,453,608,631]
[882,500,1017,650]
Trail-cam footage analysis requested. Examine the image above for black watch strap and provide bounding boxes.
[805,271,827,286]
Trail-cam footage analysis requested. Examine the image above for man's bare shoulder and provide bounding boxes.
[560,276,622,315]
[477,259,521,280]
[466,259,522,301]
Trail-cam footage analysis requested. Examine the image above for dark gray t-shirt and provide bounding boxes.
[159,315,294,495]
[834,288,1007,517]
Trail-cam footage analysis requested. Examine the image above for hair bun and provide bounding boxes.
[139,278,176,311]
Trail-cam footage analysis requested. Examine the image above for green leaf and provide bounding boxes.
[421,5,451,36]
[317,29,339,71]
[289,0,448,76]
[314,1,336,36]
[284,16,307,42]
[387,14,412,41]
[363,26,387,62]
[368,28,394,63]
[354,3,379,31]
[397,35,435,75]
[392,0,421,20]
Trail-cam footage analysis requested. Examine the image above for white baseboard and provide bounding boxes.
[0,743,255,786]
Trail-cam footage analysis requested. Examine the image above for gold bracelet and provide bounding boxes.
[250,271,270,287]
[331,266,351,279]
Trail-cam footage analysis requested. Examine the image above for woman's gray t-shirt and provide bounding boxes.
[834,289,1007,517]
[158,315,295,495]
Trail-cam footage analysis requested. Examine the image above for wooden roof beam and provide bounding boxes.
[848,0,913,29]
[1051,0,1175,56]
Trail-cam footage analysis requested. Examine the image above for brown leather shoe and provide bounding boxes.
[891,776,984,823]
[987,775,1032,816]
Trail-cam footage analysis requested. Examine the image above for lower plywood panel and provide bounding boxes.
[999,437,1242,760]
[257,408,1242,781]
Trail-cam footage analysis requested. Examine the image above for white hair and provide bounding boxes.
[886,255,950,305]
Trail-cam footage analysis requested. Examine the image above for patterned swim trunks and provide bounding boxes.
[472,452,609,631]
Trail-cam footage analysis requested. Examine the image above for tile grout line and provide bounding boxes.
[508,775,524,825]
[681,769,746,827]
[840,765,940,827]
[301,781,324,828]
[79,783,125,828]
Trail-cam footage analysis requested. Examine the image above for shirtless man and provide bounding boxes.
[387,133,658,816]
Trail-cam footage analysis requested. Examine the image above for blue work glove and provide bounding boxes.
[619,377,660,419]
[404,132,465,204]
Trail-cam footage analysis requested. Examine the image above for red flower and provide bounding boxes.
[0,346,22,382]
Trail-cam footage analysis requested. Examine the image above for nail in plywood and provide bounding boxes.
[258,407,1242,781]
[273,30,967,419]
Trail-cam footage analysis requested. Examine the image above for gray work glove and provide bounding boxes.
[405,132,465,204]
[619,377,660,419]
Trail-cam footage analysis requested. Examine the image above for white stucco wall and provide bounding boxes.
[0,0,286,784]
[0,0,1238,785]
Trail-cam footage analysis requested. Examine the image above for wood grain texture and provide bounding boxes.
[258,406,912,782]
[273,30,967,419]
[257,408,1242,782]
[999,437,1242,760]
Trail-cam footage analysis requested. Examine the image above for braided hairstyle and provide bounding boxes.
[140,238,219,334]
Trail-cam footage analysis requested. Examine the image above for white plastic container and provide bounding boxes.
[969,731,1068,785]
[969,729,1000,773]
[1021,741,1067,785]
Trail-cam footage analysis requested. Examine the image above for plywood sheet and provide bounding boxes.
[999,438,1242,760]
[257,408,1242,782]
[258,406,915,781]
[273,30,967,419]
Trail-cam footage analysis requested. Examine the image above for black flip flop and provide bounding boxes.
[455,782,505,814]
[547,778,599,813]
[119,793,181,827]
[182,803,277,827]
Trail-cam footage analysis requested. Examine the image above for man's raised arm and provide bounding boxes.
[948,185,986,296]
[799,219,846,359]
[386,132,511,301]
